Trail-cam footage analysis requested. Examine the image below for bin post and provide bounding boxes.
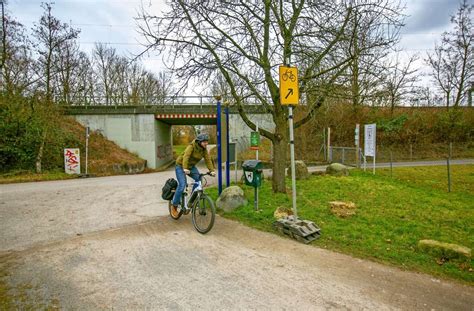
[242,160,263,211]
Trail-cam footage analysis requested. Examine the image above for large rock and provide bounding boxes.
[326,163,349,176]
[418,240,471,260]
[287,160,309,180]
[216,186,248,212]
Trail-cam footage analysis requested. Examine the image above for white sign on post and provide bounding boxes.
[364,124,376,174]
[64,148,81,174]
[364,124,376,156]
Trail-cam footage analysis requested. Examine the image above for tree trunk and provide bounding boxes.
[35,131,47,174]
[271,116,289,193]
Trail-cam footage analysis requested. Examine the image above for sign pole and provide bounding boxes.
[255,123,259,211]
[217,99,222,194]
[373,125,376,175]
[85,127,90,176]
[355,124,360,168]
[373,150,376,175]
[279,64,299,219]
[288,105,298,219]
[274,64,321,243]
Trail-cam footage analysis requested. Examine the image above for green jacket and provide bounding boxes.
[176,140,214,171]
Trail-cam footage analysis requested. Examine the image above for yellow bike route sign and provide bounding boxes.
[279,66,299,106]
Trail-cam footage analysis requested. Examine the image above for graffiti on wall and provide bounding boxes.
[157,144,172,159]
[64,148,81,174]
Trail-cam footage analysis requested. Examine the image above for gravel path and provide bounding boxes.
[1,169,473,310]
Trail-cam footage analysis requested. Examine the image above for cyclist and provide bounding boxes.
[171,133,216,214]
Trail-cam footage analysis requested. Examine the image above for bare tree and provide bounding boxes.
[382,53,418,113]
[138,71,174,105]
[342,0,406,110]
[73,51,95,105]
[137,0,358,192]
[127,61,145,105]
[32,2,80,101]
[93,43,116,105]
[55,40,82,104]
[427,0,474,108]
[1,12,35,95]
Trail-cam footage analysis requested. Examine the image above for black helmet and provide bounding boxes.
[196,133,209,142]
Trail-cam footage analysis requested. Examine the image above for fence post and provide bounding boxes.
[323,128,327,161]
[447,157,451,193]
[390,150,393,178]
[327,127,331,163]
[342,148,345,164]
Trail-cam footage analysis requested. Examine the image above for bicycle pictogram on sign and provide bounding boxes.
[281,69,296,82]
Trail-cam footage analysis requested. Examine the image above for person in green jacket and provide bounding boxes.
[171,133,216,214]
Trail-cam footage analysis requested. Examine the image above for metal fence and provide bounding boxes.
[328,146,365,167]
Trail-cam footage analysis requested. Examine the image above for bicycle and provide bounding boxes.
[168,172,216,234]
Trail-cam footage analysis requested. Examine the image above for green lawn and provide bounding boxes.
[207,165,474,284]
[376,165,474,195]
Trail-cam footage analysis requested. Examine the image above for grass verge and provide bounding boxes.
[207,165,474,284]
[0,170,77,184]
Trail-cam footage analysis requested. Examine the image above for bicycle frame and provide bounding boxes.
[182,176,204,210]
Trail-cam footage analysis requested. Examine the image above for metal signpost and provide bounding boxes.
[355,124,360,168]
[216,98,223,194]
[279,65,299,219]
[364,123,376,174]
[85,127,90,176]
[273,65,321,243]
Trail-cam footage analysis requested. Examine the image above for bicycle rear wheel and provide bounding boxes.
[168,200,183,220]
[191,194,215,234]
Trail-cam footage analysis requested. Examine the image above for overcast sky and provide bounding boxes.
[6,0,466,93]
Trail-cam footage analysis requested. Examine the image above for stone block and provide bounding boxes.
[418,240,471,260]
[326,163,349,176]
[287,160,309,180]
[216,186,248,212]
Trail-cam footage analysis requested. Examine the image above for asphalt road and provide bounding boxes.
[1,163,473,309]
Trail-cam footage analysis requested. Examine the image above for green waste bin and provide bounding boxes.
[242,160,263,187]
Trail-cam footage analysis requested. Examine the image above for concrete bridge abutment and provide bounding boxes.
[74,114,173,169]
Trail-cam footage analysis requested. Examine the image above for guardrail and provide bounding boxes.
[61,95,272,115]
[59,95,275,108]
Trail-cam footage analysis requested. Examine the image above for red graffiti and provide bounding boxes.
[65,149,80,172]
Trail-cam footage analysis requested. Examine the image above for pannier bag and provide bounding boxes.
[161,178,178,200]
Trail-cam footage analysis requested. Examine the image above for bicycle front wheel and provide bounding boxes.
[191,194,216,234]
